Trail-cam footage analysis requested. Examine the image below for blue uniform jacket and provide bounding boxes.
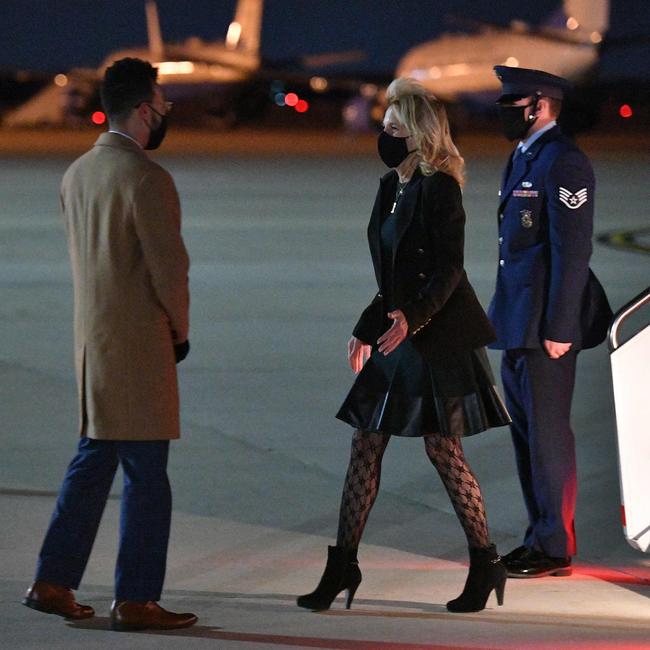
[488,125,610,350]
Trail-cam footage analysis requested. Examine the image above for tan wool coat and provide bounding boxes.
[60,132,190,440]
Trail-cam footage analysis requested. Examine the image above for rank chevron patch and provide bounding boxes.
[559,186,588,209]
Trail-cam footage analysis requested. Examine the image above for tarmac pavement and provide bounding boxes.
[1,130,649,649]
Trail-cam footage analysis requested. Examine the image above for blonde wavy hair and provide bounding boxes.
[385,77,465,188]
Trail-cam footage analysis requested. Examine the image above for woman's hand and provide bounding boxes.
[377,310,408,355]
[348,336,371,373]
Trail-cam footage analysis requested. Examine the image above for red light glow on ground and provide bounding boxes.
[355,557,650,585]
[571,562,650,585]
[207,631,505,649]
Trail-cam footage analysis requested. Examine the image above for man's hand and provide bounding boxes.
[174,339,190,363]
[377,310,408,355]
[543,339,572,359]
[348,336,371,373]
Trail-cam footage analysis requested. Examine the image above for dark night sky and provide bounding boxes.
[1,1,649,80]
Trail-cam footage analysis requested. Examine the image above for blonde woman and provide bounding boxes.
[297,78,510,614]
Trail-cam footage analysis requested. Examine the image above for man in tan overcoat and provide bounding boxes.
[22,58,197,631]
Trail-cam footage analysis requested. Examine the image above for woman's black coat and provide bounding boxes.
[353,168,496,360]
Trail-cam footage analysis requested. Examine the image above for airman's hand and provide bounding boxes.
[543,339,572,359]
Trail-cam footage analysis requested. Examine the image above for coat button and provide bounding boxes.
[418,272,426,279]
[377,293,382,298]
[499,213,504,221]
[498,236,503,245]
[499,259,505,267]
[417,248,424,254]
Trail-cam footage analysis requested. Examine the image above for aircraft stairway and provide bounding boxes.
[608,286,650,552]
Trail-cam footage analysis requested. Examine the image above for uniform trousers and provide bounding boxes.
[35,437,171,602]
[501,348,578,558]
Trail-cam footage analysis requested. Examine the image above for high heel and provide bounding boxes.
[345,582,360,609]
[297,546,362,611]
[446,544,507,613]
[494,575,505,606]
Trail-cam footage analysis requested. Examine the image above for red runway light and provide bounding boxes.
[619,104,633,119]
[295,99,309,113]
[284,92,299,107]
[91,111,106,125]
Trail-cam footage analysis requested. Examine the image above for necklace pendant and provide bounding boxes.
[390,201,397,214]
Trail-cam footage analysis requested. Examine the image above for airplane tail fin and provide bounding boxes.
[226,0,264,54]
[145,0,164,61]
[563,0,609,37]
[542,0,609,42]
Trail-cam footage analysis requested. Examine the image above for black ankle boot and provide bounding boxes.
[446,544,506,613]
[297,545,362,611]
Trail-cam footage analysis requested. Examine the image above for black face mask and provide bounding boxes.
[498,103,537,141]
[377,131,415,168]
[144,110,168,150]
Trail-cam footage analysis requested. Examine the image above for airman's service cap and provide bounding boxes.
[494,65,571,103]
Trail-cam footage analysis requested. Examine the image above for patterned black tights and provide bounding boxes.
[336,430,390,549]
[336,430,489,550]
[423,433,490,549]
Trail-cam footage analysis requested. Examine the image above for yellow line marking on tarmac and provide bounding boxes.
[597,228,650,254]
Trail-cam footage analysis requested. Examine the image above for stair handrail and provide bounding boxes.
[608,286,650,352]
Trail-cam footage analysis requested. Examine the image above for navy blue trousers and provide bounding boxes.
[35,437,171,602]
[501,349,578,558]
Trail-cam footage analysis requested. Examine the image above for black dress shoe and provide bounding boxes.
[501,545,529,567]
[506,549,572,578]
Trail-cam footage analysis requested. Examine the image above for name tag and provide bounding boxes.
[512,189,539,198]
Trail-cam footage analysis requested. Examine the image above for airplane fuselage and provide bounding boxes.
[396,31,598,101]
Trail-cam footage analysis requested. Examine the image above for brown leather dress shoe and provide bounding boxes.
[110,600,198,631]
[22,581,95,620]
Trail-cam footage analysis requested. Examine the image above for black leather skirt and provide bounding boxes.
[336,341,510,437]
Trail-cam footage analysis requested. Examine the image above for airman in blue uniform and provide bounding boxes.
[488,66,611,578]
